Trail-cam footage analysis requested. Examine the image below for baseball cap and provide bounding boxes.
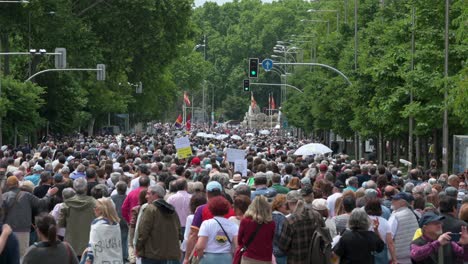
[312,198,328,211]
[392,192,413,202]
[206,181,222,192]
[319,164,328,171]
[33,164,44,172]
[286,190,302,203]
[300,185,313,196]
[419,212,445,227]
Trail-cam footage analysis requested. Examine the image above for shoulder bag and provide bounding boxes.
[233,222,263,264]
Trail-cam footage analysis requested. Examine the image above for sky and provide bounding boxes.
[194,0,273,7]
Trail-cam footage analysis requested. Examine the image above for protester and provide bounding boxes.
[271,194,288,264]
[2,175,58,258]
[81,198,122,264]
[332,208,385,263]
[58,177,96,259]
[22,213,78,264]
[135,185,181,264]
[236,195,275,264]
[388,192,419,264]
[194,196,238,263]
[411,212,468,263]
[110,181,129,262]
[0,223,19,264]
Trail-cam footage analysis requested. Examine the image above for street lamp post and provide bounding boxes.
[301,19,330,34]
[307,9,339,31]
[442,0,449,173]
[194,35,207,125]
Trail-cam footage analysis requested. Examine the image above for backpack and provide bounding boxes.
[307,225,332,264]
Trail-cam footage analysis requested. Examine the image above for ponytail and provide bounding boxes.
[34,213,58,244]
[47,224,57,243]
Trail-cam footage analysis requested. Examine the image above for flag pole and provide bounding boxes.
[270,93,273,130]
[191,94,194,127]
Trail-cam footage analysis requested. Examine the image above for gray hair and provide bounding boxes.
[365,180,377,189]
[62,188,76,200]
[148,185,166,199]
[44,163,53,171]
[110,172,121,185]
[115,181,127,195]
[211,173,230,187]
[348,208,371,231]
[403,182,415,193]
[60,167,70,174]
[73,178,88,195]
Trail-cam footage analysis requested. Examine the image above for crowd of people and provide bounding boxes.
[0,124,467,264]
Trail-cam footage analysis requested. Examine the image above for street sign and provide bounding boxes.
[262,59,274,71]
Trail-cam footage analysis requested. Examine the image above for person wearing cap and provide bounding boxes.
[314,163,328,182]
[388,192,419,264]
[2,175,58,259]
[278,190,327,264]
[411,212,468,263]
[312,198,337,239]
[183,181,235,264]
[24,164,43,186]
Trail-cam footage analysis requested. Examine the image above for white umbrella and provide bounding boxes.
[294,143,333,156]
[196,132,207,137]
[231,135,242,140]
[215,134,229,140]
[205,134,215,139]
[259,130,270,135]
[245,133,255,137]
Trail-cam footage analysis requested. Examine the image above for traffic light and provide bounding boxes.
[97,64,106,81]
[249,58,259,78]
[243,79,250,92]
[54,48,67,69]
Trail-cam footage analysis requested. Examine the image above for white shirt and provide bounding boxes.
[198,216,238,254]
[327,192,343,218]
[368,215,391,244]
[129,176,157,192]
[387,214,399,239]
[181,215,194,252]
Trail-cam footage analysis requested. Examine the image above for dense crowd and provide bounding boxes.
[0,125,467,264]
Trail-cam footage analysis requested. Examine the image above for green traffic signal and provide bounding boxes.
[243,79,250,92]
[251,70,257,76]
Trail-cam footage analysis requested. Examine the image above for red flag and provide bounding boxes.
[271,94,276,110]
[251,92,257,109]
[174,114,183,128]
[183,92,191,106]
[186,114,191,131]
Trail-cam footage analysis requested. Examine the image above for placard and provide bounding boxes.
[226,148,246,162]
[234,159,248,176]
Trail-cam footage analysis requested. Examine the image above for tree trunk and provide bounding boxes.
[354,132,358,159]
[416,136,421,167]
[88,117,95,136]
[396,138,401,167]
[423,137,429,169]
[389,139,394,163]
[433,129,438,162]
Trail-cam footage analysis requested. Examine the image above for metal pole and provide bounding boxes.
[442,0,449,173]
[0,42,2,147]
[409,4,415,166]
[354,0,359,159]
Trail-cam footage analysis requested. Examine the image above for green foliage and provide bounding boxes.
[0,77,44,141]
